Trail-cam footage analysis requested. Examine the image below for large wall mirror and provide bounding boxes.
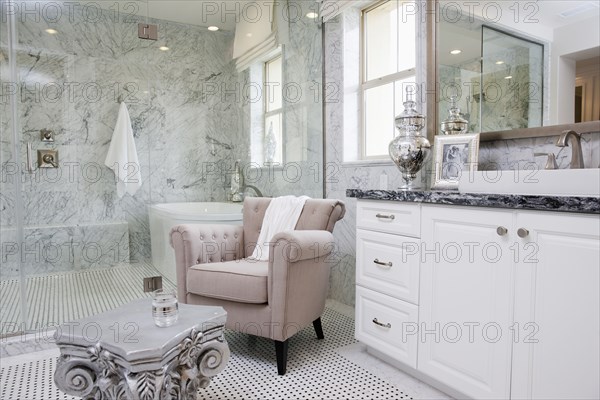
[435,0,600,139]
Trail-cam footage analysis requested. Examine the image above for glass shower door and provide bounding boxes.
[1,0,161,335]
[1,1,28,336]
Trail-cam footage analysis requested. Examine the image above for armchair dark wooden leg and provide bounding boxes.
[274,339,289,375]
[313,317,324,339]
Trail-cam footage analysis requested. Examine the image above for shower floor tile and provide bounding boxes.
[0,262,173,336]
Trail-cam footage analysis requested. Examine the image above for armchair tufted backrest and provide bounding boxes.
[242,197,346,257]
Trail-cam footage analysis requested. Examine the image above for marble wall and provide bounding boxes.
[1,4,243,278]
[1,0,326,281]
[324,12,600,307]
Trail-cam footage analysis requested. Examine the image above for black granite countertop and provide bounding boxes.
[346,189,600,214]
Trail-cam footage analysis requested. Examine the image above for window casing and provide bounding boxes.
[264,55,284,164]
[361,0,418,159]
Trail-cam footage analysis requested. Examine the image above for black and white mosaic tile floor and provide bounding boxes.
[1,303,450,400]
[200,307,411,400]
[0,262,175,335]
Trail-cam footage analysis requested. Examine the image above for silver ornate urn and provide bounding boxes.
[440,95,469,135]
[388,89,431,190]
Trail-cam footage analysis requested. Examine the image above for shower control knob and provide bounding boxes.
[40,129,54,142]
[517,228,530,238]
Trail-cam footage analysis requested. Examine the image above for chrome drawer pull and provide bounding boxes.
[372,318,391,329]
[375,213,395,220]
[373,259,392,268]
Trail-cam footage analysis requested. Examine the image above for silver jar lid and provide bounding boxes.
[394,88,425,133]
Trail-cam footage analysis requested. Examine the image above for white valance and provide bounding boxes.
[320,0,375,22]
[233,0,287,72]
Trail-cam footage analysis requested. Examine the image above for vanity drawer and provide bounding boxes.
[356,229,420,304]
[356,200,420,237]
[355,286,418,368]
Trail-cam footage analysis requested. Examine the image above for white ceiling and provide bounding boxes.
[145,1,243,31]
[81,1,600,34]
[79,0,262,31]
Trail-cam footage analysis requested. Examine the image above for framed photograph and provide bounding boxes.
[431,133,480,190]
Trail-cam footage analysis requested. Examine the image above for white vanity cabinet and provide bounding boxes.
[355,201,421,368]
[355,200,600,400]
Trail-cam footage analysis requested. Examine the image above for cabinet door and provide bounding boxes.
[512,211,600,400]
[419,206,514,399]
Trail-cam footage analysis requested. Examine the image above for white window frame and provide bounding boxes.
[264,54,284,164]
[360,0,418,160]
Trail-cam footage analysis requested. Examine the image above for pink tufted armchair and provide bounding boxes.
[170,197,345,375]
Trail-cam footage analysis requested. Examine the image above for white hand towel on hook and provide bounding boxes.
[104,102,142,198]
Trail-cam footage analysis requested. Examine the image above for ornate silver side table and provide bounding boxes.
[53,299,229,400]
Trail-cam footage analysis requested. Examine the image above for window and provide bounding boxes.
[361,0,417,159]
[264,55,283,163]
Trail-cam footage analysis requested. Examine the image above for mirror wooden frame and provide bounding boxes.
[425,0,600,143]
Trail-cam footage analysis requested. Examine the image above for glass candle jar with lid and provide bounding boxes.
[388,88,432,190]
[440,95,469,135]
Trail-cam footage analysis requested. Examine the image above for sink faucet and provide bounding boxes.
[556,130,584,169]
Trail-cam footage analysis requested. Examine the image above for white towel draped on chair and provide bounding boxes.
[104,102,142,198]
[249,195,310,261]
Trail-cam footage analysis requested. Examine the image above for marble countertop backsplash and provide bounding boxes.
[346,189,600,214]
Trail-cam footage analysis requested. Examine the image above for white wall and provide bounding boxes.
[551,16,600,124]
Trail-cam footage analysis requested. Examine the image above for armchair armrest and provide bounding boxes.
[269,230,336,262]
[170,224,244,302]
[267,230,337,341]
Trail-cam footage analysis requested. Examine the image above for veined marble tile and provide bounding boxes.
[75,222,129,269]
[3,4,243,269]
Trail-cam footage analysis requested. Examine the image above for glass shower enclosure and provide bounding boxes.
[1,0,324,336]
[1,0,164,336]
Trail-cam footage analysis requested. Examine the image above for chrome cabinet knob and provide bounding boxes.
[496,226,508,236]
[517,228,530,238]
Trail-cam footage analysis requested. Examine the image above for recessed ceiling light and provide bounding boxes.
[208,26,219,31]
[246,33,253,37]
[559,3,599,18]
[45,28,58,35]
[159,46,170,51]
[495,60,505,65]
[504,75,512,80]
[306,12,319,19]
[450,49,462,55]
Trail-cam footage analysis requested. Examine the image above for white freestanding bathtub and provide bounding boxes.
[149,202,243,284]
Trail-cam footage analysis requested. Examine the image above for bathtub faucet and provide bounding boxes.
[230,161,263,202]
[242,184,263,198]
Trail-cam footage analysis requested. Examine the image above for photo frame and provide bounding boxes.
[431,133,480,190]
